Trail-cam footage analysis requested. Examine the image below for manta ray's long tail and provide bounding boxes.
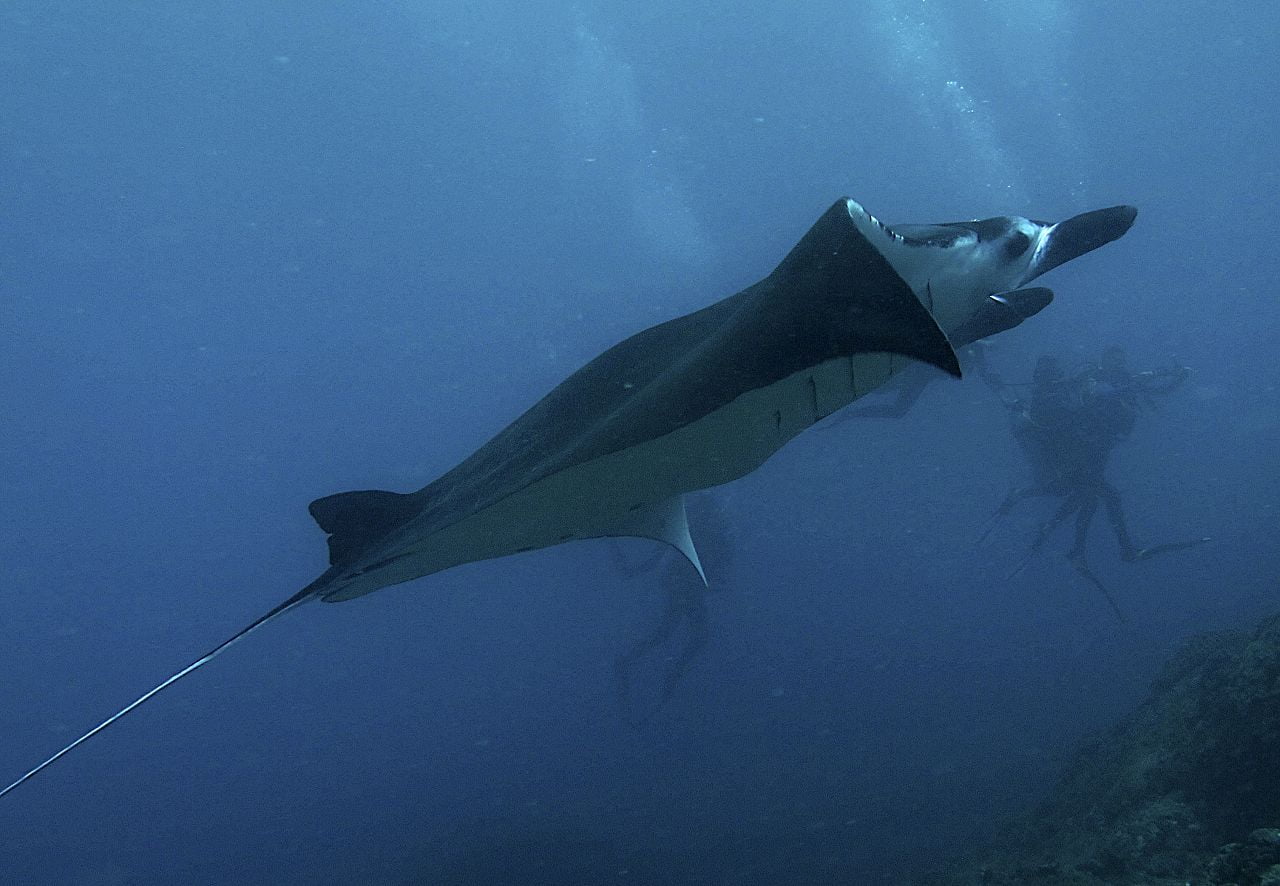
[0,586,317,799]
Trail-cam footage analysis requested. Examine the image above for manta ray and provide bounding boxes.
[0,196,1136,798]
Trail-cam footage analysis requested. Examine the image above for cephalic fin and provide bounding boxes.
[1029,205,1138,280]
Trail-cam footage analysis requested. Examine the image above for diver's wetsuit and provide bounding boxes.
[993,350,1201,617]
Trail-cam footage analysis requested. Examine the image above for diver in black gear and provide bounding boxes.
[610,493,732,727]
[990,356,1088,514]
[986,347,1206,618]
[1079,344,1193,438]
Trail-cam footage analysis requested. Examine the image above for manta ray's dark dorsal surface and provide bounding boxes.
[0,196,1137,798]
[307,198,960,601]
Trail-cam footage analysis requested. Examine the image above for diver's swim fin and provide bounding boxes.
[1069,553,1127,622]
[1124,537,1211,562]
[975,514,1001,547]
[1005,549,1036,580]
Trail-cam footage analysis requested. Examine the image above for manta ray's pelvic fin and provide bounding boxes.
[604,495,707,584]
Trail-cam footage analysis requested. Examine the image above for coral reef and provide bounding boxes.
[913,612,1280,886]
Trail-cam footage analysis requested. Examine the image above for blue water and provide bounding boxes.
[2,3,1276,883]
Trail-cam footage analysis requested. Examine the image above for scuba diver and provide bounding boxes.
[609,492,733,727]
[985,346,1207,618]
[989,356,1086,513]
